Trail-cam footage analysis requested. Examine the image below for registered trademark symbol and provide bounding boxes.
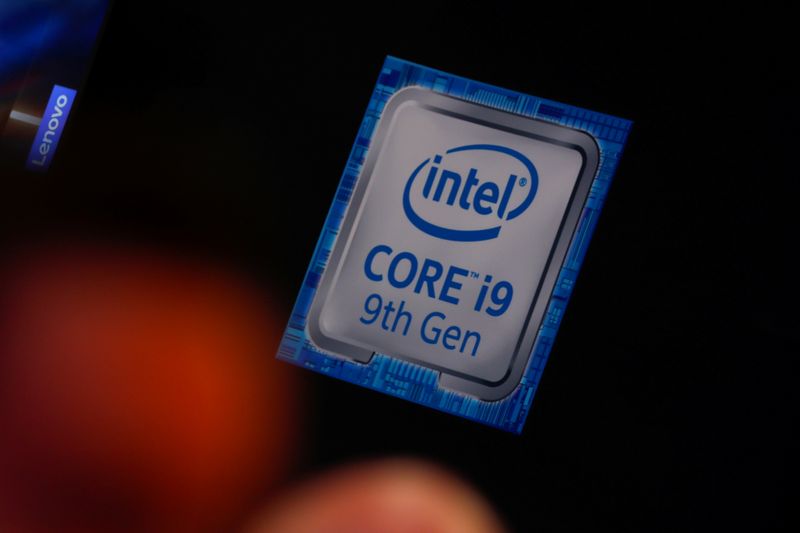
[519,177,528,186]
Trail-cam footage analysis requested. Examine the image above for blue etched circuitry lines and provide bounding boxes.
[468,89,521,113]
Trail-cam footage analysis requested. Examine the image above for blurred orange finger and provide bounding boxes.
[245,459,507,533]
[0,242,298,532]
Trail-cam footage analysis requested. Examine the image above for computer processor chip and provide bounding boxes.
[308,87,597,399]
[277,57,631,432]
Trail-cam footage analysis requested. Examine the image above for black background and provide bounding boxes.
[4,4,795,531]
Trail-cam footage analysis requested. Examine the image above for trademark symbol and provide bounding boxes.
[470,271,480,279]
[519,177,528,186]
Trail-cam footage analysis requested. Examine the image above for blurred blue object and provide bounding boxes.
[0,0,109,85]
[0,0,110,172]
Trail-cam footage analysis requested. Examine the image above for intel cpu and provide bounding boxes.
[277,56,631,433]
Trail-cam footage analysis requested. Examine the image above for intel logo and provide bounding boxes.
[402,144,538,242]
